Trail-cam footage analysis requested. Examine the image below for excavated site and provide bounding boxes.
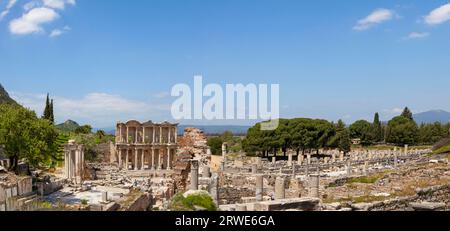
[1,126,450,211]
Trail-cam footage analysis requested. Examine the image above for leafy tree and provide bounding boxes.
[74,125,92,134]
[401,107,413,120]
[328,120,351,153]
[0,104,58,171]
[385,116,419,145]
[207,137,223,155]
[349,120,373,146]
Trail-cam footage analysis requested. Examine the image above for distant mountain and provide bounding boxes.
[0,83,17,105]
[56,120,80,132]
[413,110,450,124]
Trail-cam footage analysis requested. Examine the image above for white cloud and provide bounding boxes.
[10,92,171,128]
[424,3,450,25]
[0,0,18,20]
[42,0,76,10]
[353,8,394,31]
[9,7,59,35]
[49,25,70,37]
[405,32,430,39]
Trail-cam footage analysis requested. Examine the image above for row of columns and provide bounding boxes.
[64,142,85,185]
[118,125,177,144]
[118,147,175,170]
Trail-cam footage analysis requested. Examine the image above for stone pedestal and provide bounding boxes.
[255,175,263,202]
[209,173,219,205]
[287,154,293,167]
[308,174,320,198]
[202,166,211,178]
[275,177,285,200]
[251,164,258,174]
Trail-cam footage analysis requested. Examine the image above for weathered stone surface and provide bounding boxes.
[254,198,320,211]
[409,202,446,211]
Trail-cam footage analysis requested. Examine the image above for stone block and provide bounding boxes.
[254,198,320,211]
[410,202,446,211]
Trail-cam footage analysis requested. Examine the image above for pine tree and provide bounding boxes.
[401,107,413,120]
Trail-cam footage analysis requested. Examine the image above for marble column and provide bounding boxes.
[158,149,162,170]
[126,149,129,170]
[168,127,171,144]
[126,126,129,143]
[134,148,138,170]
[141,149,145,170]
[287,153,293,166]
[255,175,263,202]
[152,127,156,144]
[190,160,199,190]
[308,174,320,198]
[151,148,155,170]
[167,147,171,170]
[307,154,311,165]
[159,127,162,143]
[118,149,123,169]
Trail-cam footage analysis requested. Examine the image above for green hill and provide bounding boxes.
[56,120,80,132]
[0,83,18,105]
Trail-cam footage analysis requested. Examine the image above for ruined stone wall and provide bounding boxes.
[219,187,255,204]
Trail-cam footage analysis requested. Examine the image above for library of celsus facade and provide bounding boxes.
[115,120,178,171]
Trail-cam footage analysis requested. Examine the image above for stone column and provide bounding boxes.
[135,127,138,143]
[167,147,171,170]
[143,127,146,144]
[102,191,108,203]
[126,149,129,170]
[275,177,285,200]
[272,157,276,165]
[158,149,162,170]
[331,153,336,163]
[307,154,311,165]
[126,126,129,143]
[404,144,408,156]
[118,149,123,170]
[152,127,156,144]
[255,175,263,202]
[160,127,163,143]
[394,152,398,168]
[174,127,177,144]
[210,173,219,205]
[287,153,293,166]
[119,125,122,142]
[168,127,171,144]
[339,151,344,162]
[308,174,320,198]
[203,166,211,178]
[141,149,145,170]
[151,148,155,170]
[363,161,368,176]
[346,159,352,176]
[251,164,258,174]
[298,154,304,165]
[134,148,138,170]
[190,160,199,190]
[222,143,227,163]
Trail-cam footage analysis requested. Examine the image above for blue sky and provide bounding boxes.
[1,0,450,128]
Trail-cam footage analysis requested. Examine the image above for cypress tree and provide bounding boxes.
[43,93,50,120]
[49,99,54,124]
[372,112,383,142]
